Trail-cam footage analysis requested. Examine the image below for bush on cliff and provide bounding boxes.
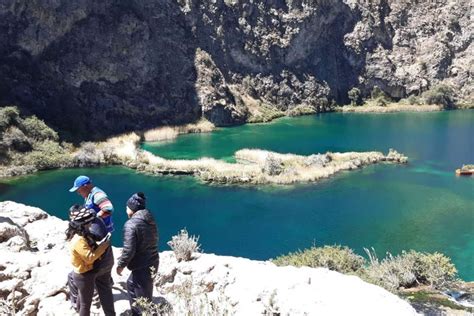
[21,116,59,142]
[361,86,391,107]
[167,229,201,262]
[422,84,456,109]
[273,245,458,292]
[362,249,457,291]
[0,106,71,174]
[2,126,32,152]
[272,245,366,274]
[348,87,362,106]
[20,140,72,170]
[0,106,20,131]
[406,94,424,106]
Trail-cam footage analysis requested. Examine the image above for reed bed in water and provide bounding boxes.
[124,145,408,185]
[143,119,215,142]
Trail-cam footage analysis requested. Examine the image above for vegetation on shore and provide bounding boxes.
[342,84,473,113]
[143,119,215,142]
[0,106,71,177]
[272,245,473,313]
[272,246,458,291]
[0,106,409,185]
[0,106,134,178]
[130,148,407,185]
[4,88,471,182]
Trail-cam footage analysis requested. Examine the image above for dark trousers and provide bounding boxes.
[68,265,116,316]
[127,264,158,316]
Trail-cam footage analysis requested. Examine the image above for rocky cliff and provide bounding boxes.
[0,201,419,315]
[0,0,472,139]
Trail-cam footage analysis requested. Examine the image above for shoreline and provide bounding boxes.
[141,103,450,142]
[141,103,460,144]
[3,107,473,181]
[0,129,409,185]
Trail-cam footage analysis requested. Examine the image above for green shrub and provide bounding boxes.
[422,84,456,109]
[272,245,366,274]
[0,164,37,177]
[365,86,390,107]
[273,246,458,292]
[407,95,421,105]
[374,97,388,107]
[411,252,457,287]
[371,86,386,99]
[348,87,361,106]
[363,249,417,291]
[20,116,58,141]
[2,126,32,152]
[0,106,20,131]
[363,249,458,291]
[21,140,71,170]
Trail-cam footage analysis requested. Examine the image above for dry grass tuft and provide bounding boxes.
[143,119,215,142]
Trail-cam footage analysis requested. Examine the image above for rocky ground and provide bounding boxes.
[0,201,423,315]
[0,0,471,140]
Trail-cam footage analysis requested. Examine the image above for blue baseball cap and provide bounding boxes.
[69,175,91,192]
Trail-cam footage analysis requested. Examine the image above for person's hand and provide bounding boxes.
[116,266,124,276]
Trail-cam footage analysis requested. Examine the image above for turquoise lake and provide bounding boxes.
[1,111,473,280]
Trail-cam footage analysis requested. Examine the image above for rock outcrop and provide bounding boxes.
[0,201,419,315]
[0,0,471,139]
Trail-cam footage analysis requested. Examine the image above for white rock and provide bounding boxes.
[4,235,29,252]
[0,221,24,243]
[156,253,418,316]
[0,201,419,316]
[25,250,70,299]
[37,293,75,316]
[25,216,68,251]
[0,201,48,227]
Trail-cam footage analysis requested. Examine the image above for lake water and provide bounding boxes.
[1,111,473,280]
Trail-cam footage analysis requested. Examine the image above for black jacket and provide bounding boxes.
[117,209,159,271]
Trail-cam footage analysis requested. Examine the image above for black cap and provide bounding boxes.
[127,192,146,212]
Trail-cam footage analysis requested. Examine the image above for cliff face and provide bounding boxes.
[0,0,471,139]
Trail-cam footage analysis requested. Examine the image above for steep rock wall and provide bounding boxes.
[0,0,471,139]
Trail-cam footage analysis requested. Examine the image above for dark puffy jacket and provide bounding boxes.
[117,209,159,271]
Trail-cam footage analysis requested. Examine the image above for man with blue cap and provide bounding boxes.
[69,175,115,233]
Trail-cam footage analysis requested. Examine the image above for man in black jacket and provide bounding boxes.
[116,192,159,316]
